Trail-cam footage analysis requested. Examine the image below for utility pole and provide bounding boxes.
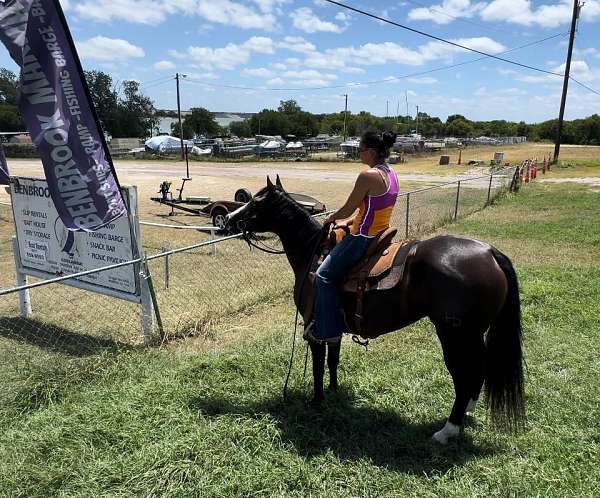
[342,93,348,142]
[175,72,185,160]
[416,105,419,135]
[554,0,581,164]
[386,100,389,118]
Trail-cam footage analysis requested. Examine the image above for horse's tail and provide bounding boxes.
[485,247,525,431]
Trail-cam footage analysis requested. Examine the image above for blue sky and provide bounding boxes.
[2,0,600,122]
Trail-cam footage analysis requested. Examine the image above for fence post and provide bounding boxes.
[210,228,217,255]
[454,181,461,221]
[160,242,169,289]
[487,173,493,205]
[12,237,32,318]
[405,193,410,239]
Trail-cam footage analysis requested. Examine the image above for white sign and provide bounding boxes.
[11,177,139,297]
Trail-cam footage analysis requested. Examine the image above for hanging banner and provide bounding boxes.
[0,143,9,185]
[0,0,126,231]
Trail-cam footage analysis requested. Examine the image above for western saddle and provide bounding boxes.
[309,223,418,337]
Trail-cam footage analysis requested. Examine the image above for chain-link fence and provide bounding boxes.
[0,167,516,356]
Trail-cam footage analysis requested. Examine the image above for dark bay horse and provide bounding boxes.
[226,177,524,444]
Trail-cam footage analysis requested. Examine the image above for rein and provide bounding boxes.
[283,222,332,399]
[243,235,286,255]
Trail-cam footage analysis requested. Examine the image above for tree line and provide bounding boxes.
[1,68,600,145]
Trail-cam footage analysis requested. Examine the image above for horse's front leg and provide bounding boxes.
[327,341,341,391]
[309,341,326,404]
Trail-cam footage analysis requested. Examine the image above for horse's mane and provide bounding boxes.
[273,189,321,240]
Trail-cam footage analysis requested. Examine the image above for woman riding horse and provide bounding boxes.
[305,130,398,343]
[226,171,524,445]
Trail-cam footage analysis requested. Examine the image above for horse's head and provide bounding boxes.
[226,175,287,235]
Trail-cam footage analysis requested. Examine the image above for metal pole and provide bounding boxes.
[415,105,419,134]
[454,181,461,221]
[176,73,184,160]
[487,173,493,205]
[553,0,581,164]
[405,193,410,239]
[12,237,32,317]
[342,94,348,142]
[161,242,169,289]
[184,144,190,179]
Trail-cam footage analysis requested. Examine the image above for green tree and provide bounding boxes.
[278,99,302,114]
[229,119,252,138]
[0,69,23,132]
[114,80,157,138]
[251,109,290,136]
[84,70,119,135]
[446,118,473,137]
[0,68,18,105]
[0,103,25,132]
[183,107,221,137]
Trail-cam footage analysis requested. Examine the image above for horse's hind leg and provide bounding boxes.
[433,325,486,444]
[309,341,326,403]
[326,341,341,391]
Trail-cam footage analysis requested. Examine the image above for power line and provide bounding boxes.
[177,32,566,92]
[569,77,600,97]
[139,75,173,86]
[323,0,564,78]
[140,78,173,90]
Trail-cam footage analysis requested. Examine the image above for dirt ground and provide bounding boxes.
[1,142,598,227]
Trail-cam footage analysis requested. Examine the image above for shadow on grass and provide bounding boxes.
[0,316,132,356]
[188,386,497,474]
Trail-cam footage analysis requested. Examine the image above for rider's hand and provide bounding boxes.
[325,214,336,225]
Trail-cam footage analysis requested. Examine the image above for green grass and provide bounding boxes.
[1,183,599,496]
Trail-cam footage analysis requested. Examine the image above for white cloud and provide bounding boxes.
[479,0,573,28]
[408,0,485,25]
[278,36,316,54]
[75,0,173,24]
[77,36,145,61]
[243,36,275,54]
[290,7,344,33]
[266,77,285,85]
[154,60,175,71]
[283,69,337,80]
[196,0,278,30]
[300,37,505,70]
[243,67,275,78]
[335,12,351,21]
[75,0,281,29]
[407,0,600,28]
[172,37,276,70]
[407,76,438,84]
[252,0,289,13]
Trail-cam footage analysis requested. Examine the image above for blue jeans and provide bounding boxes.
[314,234,371,340]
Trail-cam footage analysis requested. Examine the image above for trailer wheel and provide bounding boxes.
[234,188,252,203]
[212,208,228,230]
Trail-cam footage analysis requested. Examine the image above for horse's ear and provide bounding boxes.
[275,174,283,189]
[266,176,274,188]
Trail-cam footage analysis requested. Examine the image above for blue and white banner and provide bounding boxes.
[0,0,126,230]
[0,143,9,185]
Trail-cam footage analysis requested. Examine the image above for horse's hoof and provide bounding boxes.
[432,421,460,445]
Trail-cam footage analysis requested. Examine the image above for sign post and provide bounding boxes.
[10,176,160,341]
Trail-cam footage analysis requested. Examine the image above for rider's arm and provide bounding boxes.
[326,171,372,222]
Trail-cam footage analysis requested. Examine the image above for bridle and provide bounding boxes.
[238,221,287,255]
